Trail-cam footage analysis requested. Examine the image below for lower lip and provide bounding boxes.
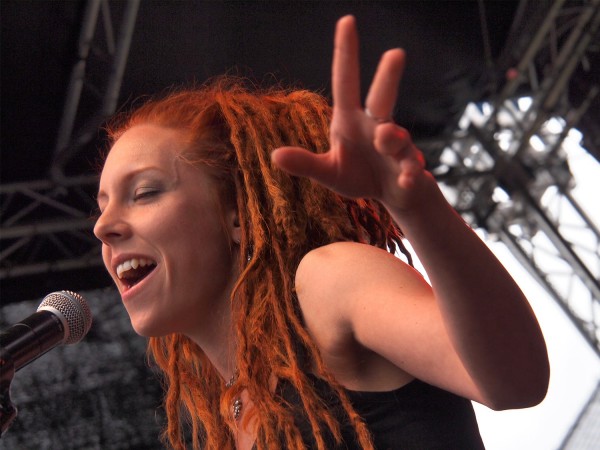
[120,266,158,303]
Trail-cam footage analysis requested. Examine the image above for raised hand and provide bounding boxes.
[271,15,427,212]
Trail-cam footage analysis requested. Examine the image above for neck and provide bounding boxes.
[184,273,239,381]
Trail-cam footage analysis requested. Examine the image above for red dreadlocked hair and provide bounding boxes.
[105,77,412,450]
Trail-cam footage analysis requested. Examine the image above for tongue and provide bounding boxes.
[122,265,155,285]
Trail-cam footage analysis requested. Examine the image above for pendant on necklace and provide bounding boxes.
[232,398,243,420]
[226,372,242,421]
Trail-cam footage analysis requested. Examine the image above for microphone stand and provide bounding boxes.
[0,350,18,437]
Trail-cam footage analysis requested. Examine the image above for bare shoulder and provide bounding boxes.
[296,242,373,298]
[295,241,426,390]
[296,241,426,301]
[295,241,406,334]
[297,241,404,276]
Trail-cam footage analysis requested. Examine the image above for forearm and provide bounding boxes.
[385,173,549,408]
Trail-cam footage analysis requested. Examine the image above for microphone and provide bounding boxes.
[0,291,93,372]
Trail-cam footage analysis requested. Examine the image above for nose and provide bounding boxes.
[93,202,131,244]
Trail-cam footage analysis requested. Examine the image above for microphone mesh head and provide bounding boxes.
[38,291,93,344]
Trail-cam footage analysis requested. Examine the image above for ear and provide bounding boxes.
[230,210,242,245]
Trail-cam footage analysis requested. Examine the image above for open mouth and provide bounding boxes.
[116,258,157,289]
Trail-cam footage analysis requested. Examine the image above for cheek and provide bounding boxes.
[179,217,234,279]
[180,202,230,249]
[163,214,224,261]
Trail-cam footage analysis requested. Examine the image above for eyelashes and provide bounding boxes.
[133,187,160,201]
[92,185,162,221]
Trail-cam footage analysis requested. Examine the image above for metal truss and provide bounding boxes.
[560,378,600,448]
[2,0,600,360]
[0,0,140,282]
[0,175,100,279]
[432,0,600,356]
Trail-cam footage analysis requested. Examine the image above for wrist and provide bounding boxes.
[381,171,445,219]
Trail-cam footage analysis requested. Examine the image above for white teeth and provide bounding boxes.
[116,257,155,279]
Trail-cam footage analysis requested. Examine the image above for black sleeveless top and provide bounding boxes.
[263,374,486,449]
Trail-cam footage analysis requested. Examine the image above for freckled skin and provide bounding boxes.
[94,125,240,345]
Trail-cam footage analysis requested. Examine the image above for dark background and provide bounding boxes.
[1,1,599,448]
[1,0,528,302]
[1,1,520,184]
[3,1,598,303]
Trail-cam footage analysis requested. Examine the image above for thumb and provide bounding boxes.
[271,147,333,181]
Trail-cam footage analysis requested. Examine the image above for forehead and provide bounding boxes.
[99,124,190,192]
[97,125,191,205]
[103,124,187,170]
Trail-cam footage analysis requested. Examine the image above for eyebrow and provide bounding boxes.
[96,165,168,205]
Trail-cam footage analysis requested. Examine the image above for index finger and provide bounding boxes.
[332,16,362,111]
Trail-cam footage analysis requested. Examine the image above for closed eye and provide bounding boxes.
[134,187,160,201]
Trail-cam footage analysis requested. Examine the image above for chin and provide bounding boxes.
[129,317,167,337]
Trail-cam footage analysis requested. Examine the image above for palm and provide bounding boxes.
[324,112,390,199]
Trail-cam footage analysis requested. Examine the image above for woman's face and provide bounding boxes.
[94,124,239,338]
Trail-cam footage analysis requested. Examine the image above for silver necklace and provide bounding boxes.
[226,372,242,421]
